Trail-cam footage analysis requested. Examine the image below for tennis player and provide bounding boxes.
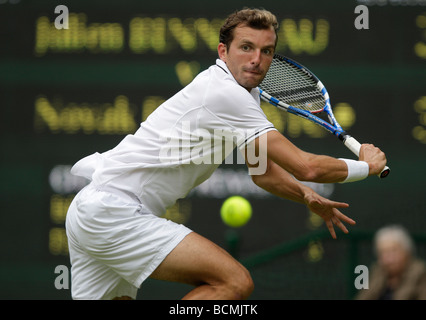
[66,8,387,300]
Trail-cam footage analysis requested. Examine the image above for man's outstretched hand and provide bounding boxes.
[304,192,355,239]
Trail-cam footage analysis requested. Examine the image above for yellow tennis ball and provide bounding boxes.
[220,196,252,227]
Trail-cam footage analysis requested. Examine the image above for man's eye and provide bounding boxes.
[242,45,250,51]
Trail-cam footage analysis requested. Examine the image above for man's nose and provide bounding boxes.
[250,49,261,65]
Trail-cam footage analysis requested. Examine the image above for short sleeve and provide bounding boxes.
[202,75,277,150]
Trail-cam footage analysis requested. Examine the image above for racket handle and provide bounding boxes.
[343,136,361,156]
[343,136,390,179]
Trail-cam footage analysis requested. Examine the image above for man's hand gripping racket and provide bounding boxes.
[259,54,390,179]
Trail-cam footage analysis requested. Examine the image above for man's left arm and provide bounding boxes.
[247,155,355,239]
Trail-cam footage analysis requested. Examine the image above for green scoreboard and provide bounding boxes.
[0,0,425,299]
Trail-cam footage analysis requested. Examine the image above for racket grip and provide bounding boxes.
[343,136,390,179]
[343,136,361,157]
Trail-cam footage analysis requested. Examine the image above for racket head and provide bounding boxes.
[259,54,329,114]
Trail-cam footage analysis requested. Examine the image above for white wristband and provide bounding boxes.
[338,158,369,183]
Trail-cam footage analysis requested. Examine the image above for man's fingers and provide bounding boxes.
[312,198,355,239]
[326,220,337,239]
[328,210,356,239]
[329,201,349,209]
[332,217,349,234]
[335,210,356,225]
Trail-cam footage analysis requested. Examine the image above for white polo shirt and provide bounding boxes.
[71,59,277,216]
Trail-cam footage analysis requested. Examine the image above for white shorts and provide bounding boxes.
[65,184,192,300]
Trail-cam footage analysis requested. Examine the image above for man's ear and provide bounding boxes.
[217,42,227,62]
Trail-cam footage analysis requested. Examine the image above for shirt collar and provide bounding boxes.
[215,59,260,100]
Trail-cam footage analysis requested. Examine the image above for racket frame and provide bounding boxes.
[259,54,390,179]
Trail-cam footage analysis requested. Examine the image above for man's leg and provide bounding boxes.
[149,232,254,300]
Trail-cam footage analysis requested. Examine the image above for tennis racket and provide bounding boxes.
[259,54,390,179]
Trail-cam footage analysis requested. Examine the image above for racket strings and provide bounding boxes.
[260,59,326,112]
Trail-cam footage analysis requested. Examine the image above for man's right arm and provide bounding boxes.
[251,130,387,184]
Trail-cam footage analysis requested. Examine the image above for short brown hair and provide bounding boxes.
[219,8,279,49]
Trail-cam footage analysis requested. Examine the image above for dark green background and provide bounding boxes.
[0,0,425,300]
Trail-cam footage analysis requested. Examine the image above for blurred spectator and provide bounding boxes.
[356,225,426,300]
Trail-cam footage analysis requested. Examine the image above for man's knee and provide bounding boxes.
[240,268,255,298]
[225,266,254,299]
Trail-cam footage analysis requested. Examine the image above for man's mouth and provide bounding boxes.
[244,68,262,75]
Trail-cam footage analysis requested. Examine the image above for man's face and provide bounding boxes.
[218,24,276,91]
